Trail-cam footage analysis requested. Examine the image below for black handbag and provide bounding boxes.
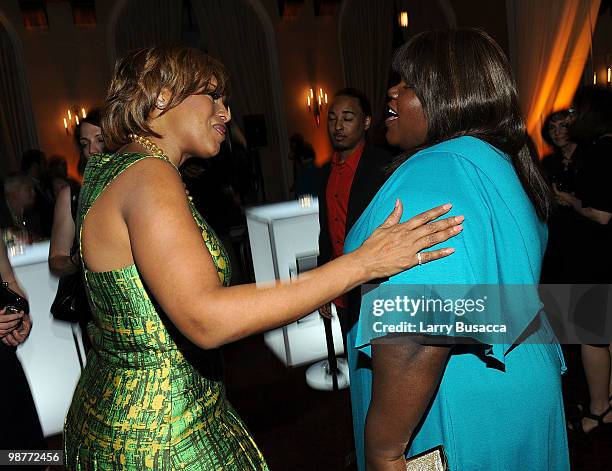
[50,269,90,323]
[0,275,29,314]
[50,183,91,323]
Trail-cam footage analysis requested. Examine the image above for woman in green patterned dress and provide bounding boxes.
[63,46,464,470]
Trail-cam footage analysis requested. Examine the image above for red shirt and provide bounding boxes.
[326,140,365,308]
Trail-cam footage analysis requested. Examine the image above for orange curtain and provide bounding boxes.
[506,0,600,157]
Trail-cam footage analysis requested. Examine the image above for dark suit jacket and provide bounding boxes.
[317,144,393,268]
[317,144,393,332]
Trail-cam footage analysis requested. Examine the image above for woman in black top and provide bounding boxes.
[558,86,612,435]
[49,109,105,277]
[540,110,583,282]
[48,110,105,351]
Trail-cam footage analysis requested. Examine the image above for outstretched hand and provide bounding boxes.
[356,200,463,280]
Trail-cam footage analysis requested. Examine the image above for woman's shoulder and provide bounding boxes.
[360,136,524,230]
[87,151,157,168]
[386,137,505,188]
[81,153,181,209]
[412,136,509,170]
[85,152,177,183]
[351,139,486,238]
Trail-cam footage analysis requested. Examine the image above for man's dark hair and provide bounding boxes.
[20,149,46,173]
[334,88,372,118]
[570,86,612,143]
[391,28,551,220]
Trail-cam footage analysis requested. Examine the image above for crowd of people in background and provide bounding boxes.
[1,29,611,471]
[0,119,102,249]
[1,116,252,257]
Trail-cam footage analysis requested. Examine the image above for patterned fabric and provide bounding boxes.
[64,153,268,470]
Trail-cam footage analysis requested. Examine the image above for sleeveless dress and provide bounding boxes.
[64,153,268,470]
[344,137,569,471]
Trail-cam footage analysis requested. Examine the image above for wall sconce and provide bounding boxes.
[398,11,409,28]
[306,87,327,126]
[63,106,87,135]
[593,71,597,85]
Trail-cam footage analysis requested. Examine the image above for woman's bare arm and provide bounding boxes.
[555,188,612,225]
[49,185,78,276]
[577,206,611,225]
[365,342,451,471]
[82,160,462,349]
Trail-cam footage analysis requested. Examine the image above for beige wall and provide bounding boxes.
[4,0,607,191]
[270,0,511,169]
[236,0,345,196]
[272,1,343,167]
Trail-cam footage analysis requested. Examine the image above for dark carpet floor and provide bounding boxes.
[222,339,612,471]
[46,339,611,470]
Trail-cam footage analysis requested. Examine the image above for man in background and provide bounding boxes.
[317,88,393,345]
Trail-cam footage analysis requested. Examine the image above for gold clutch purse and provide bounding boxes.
[405,445,448,471]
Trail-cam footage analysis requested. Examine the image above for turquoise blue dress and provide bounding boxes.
[344,137,569,471]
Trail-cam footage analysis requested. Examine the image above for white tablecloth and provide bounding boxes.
[10,241,85,437]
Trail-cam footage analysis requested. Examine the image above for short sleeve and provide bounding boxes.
[347,141,545,363]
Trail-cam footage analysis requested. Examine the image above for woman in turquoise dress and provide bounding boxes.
[344,30,569,471]
[63,46,464,469]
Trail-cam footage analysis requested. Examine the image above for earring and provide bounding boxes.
[156,98,166,109]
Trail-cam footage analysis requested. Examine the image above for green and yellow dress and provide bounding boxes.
[64,153,268,470]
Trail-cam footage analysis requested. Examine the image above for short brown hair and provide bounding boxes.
[102,46,229,150]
